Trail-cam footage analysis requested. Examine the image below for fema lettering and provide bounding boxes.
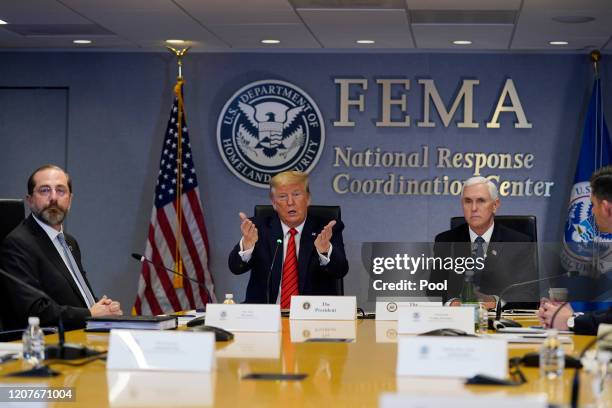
[217,80,325,188]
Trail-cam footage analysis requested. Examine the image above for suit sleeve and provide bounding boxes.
[0,235,91,330]
[228,242,254,275]
[574,308,612,335]
[320,220,349,279]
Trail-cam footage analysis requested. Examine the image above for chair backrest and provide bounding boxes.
[0,199,25,243]
[253,205,344,295]
[450,215,538,242]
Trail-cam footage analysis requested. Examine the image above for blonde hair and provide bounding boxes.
[270,171,310,194]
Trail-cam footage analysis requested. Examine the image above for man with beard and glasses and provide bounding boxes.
[0,164,122,331]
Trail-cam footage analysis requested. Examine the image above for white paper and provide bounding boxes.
[205,304,280,332]
[106,330,215,372]
[396,336,507,378]
[397,306,475,334]
[289,296,356,320]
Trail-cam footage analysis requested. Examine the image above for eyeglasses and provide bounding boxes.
[274,192,305,202]
[35,186,69,197]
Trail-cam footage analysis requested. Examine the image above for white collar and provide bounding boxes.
[280,218,306,237]
[32,214,64,242]
[469,221,494,243]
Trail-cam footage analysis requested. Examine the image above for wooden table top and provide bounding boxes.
[0,318,608,407]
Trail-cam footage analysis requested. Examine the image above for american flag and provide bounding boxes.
[134,80,217,315]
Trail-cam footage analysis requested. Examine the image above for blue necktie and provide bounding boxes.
[57,233,95,308]
[473,236,486,286]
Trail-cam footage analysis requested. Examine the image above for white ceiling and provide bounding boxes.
[0,0,610,52]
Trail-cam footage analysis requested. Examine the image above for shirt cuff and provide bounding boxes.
[238,238,254,262]
[317,244,333,265]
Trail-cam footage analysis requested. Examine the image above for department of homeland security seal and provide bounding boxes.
[562,181,612,274]
[217,80,325,188]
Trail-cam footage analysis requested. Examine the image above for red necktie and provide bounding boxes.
[280,228,298,309]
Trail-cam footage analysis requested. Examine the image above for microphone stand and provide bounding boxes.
[492,272,574,329]
[266,239,283,305]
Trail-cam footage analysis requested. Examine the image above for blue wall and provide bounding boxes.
[0,52,608,309]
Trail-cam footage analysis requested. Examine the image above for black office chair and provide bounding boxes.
[0,199,25,244]
[253,205,344,295]
[0,199,25,338]
[450,215,537,242]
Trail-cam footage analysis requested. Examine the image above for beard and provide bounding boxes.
[36,204,68,226]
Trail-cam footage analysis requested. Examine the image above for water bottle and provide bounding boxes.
[460,271,480,332]
[539,329,564,379]
[22,316,45,366]
[477,302,489,333]
[223,294,235,304]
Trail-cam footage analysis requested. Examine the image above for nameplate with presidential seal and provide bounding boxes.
[289,320,357,342]
[397,306,475,334]
[380,393,546,408]
[205,304,281,332]
[396,336,508,378]
[289,296,356,320]
[376,300,442,321]
[107,329,215,372]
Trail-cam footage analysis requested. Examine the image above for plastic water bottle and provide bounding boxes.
[540,329,564,379]
[223,294,235,304]
[22,316,45,366]
[477,303,489,333]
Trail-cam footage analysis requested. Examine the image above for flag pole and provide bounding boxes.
[590,50,603,274]
[167,46,191,289]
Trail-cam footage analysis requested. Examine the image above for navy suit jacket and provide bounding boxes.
[228,214,349,303]
[0,215,95,330]
[575,308,612,335]
[429,222,538,306]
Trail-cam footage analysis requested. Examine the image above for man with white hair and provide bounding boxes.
[429,176,537,308]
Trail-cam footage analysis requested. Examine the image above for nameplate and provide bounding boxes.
[289,296,356,320]
[376,301,442,321]
[107,330,215,372]
[290,320,357,342]
[397,306,474,334]
[205,304,280,332]
[380,393,546,408]
[396,337,507,378]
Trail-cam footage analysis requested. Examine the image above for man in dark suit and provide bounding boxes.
[0,164,122,331]
[538,166,612,334]
[228,170,348,306]
[429,176,537,308]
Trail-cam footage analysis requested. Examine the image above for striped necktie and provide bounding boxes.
[57,233,96,308]
[280,228,298,309]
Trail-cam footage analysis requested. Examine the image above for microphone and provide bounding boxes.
[266,239,283,304]
[493,271,578,328]
[131,253,207,291]
[0,267,102,377]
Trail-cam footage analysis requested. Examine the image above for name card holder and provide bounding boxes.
[107,329,215,372]
[289,296,356,320]
[205,304,280,332]
[376,301,442,321]
[396,336,507,378]
[397,306,474,334]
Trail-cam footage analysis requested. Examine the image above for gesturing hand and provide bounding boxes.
[314,220,336,254]
[239,212,258,251]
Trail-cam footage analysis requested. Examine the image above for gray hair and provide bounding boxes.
[461,176,498,200]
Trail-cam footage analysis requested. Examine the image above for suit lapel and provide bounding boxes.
[298,217,316,294]
[26,216,86,304]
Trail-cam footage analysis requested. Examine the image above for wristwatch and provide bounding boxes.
[567,312,584,331]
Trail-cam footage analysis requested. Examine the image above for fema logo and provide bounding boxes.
[217,80,325,188]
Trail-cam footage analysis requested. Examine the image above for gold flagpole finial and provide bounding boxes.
[590,50,601,78]
[166,46,191,79]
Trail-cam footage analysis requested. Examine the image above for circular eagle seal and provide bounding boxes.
[217,80,325,188]
[562,181,612,274]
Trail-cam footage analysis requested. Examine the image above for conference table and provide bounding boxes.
[0,318,609,407]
